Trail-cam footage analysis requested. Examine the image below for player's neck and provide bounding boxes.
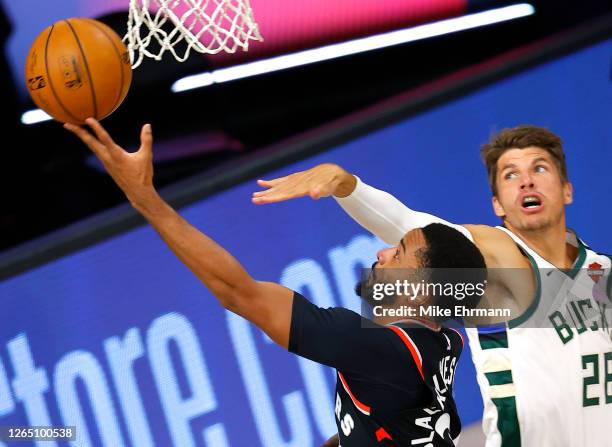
[506,219,578,269]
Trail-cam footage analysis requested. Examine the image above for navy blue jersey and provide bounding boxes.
[289,292,463,446]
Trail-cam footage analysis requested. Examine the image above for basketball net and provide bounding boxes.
[126,0,263,68]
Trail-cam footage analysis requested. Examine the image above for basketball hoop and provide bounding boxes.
[125,0,263,68]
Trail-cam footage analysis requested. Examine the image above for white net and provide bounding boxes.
[126,0,263,68]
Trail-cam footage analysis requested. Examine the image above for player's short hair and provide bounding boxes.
[480,125,569,196]
[419,223,487,321]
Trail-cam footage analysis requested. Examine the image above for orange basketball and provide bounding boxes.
[25,18,132,124]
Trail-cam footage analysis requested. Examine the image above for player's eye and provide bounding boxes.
[535,165,547,173]
[504,171,517,180]
[394,249,400,260]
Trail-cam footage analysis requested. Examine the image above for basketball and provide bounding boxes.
[25,18,132,125]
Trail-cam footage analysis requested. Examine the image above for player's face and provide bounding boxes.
[492,147,572,232]
[375,229,427,270]
[355,229,428,303]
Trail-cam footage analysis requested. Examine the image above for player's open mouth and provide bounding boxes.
[521,195,542,211]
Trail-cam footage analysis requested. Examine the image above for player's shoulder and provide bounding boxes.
[291,291,364,324]
[462,224,513,245]
[462,224,527,268]
[568,231,611,264]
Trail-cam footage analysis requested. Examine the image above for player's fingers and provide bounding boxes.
[85,118,117,149]
[252,184,298,199]
[252,189,308,204]
[139,124,153,156]
[252,184,296,197]
[252,195,285,205]
[252,183,291,198]
[252,190,268,198]
[257,174,292,187]
[251,196,267,204]
[251,191,281,204]
[64,123,108,160]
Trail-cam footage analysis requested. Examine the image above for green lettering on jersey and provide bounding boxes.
[549,311,573,344]
[570,301,587,334]
[582,354,600,407]
[577,299,599,331]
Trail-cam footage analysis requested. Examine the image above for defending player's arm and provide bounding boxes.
[253,163,473,244]
[64,119,294,348]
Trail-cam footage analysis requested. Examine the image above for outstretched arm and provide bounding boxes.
[65,119,293,348]
[334,176,473,244]
[252,163,472,244]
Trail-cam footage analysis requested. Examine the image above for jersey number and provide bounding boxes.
[582,352,612,407]
[335,393,355,436]
[340,414,355,436]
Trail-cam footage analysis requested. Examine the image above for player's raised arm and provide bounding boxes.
[64,118,294,348]
[253,163,472,245]
[252,163,357,203]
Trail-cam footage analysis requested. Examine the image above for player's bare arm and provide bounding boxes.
[254,163,463,245]
[252,163,356,203]
[253,163,536,314]
[464,225,536,317]
[64,118,295,348]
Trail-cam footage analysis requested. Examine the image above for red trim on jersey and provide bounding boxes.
[338,372,371,415]
[448,327,464,348]
[392,318,441,331]
[375,427,393,442]
[388,326,425,381]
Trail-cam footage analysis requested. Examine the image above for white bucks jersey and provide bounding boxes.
[466,227,612,447]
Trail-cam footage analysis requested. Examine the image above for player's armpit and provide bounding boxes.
[463,224,529,268]
[463,224,536,318]
[229,281,295,349]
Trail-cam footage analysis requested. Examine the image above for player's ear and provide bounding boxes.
[411,293,429,306]
[563,181,573,205]
[492,196,505,218]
